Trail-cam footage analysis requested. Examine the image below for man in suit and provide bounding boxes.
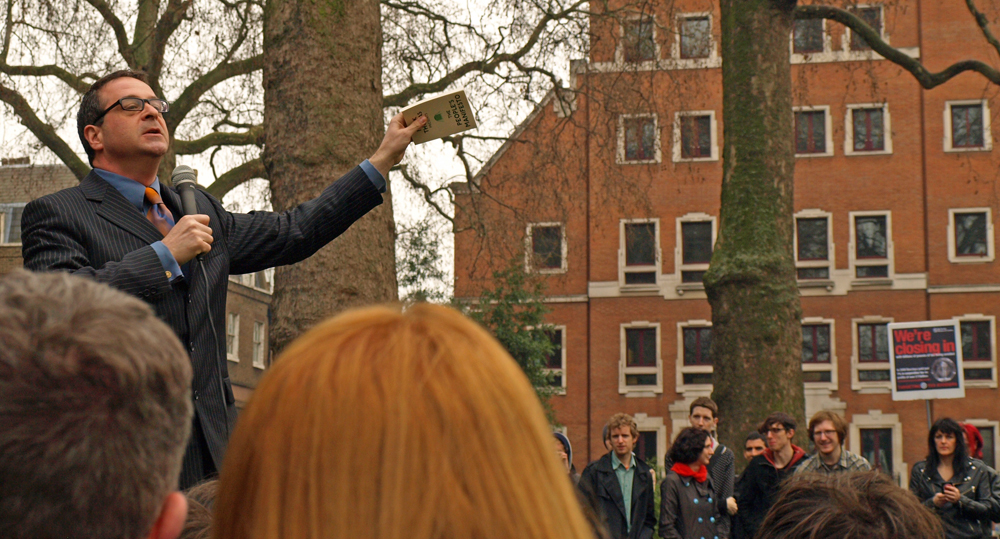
[21,69,425,488]
[579,413,657,539]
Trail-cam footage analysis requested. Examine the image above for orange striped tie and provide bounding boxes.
[145,187,175,237]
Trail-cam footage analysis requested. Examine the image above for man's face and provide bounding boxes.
[609,426,636,459]
[764,422,794,452]
[744,438,766,461]
[91,77,170,163]
[811,420,841,456]
[689,406,718,433]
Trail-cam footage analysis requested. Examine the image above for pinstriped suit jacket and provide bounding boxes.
[21,166,382,482]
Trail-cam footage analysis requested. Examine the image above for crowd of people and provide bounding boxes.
[3,269,1000,539]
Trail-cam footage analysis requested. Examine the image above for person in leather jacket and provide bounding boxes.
[909,418,1000,539]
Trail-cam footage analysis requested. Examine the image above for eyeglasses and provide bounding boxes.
[813,430,838,438]
[94,97,170,123]
[767,427,786,434]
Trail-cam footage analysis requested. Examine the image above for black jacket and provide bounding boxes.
[733,446,807,539]
[909,458,1000,539]
[579,452,657,539]
[659,471,728,539]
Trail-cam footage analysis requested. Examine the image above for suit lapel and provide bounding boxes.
[81,171,165,245]
[159,184,186,218]
[630,461,647,522]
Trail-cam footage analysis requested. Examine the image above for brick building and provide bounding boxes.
[0,162,273,407]
[453,0,1000,485]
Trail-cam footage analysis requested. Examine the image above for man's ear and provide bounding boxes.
[145,492,188,539]
[83,124,104,153]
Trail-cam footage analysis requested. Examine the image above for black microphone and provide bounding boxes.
[171,165,206,261]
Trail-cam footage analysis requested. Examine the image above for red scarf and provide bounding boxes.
[671,462,708,483]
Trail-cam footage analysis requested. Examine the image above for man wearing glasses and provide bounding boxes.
[795,411,871,475]
[732,412,807,539]
[21,70,425,489]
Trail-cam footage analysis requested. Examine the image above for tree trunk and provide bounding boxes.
[706,0,804,466]
[263,0,398,355]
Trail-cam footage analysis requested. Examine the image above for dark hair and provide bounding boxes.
[689,396,718,418]
[668,427,710,465]
[808,410,848,446]
[77,70,149,166]
[180,479,217,539]
[927,417,968,472]
[759,412,797,434]
[744,431,765,446]
[756,471,943,539]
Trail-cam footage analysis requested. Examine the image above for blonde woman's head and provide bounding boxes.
[214,303,591,539]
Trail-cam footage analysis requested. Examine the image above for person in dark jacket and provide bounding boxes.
[729,431,766,539]
[579,414,657,539]
[659,427,728,539]
[909,417,1000,539]
[687,397,735,537]
[733,412,807,539]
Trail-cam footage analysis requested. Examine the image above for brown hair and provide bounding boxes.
[77,69,150,165]
[213,303,593,539]
[808,410,848,446]
[689,396,719,418]
[181,480,218,539]
[605,413,639,441]
[0,270,192,539]
[756,471,943,539]
[759,412,797,434]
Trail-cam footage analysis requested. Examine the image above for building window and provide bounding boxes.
[226,313,240,362]
[948,208,994,263]
[637,431,658,464]
[621,323,662,393]
[861,427,893,475]
[0,203,26,244]
[252,321,266,369]
[858,322,889,363]
[795,212,832,280]
[850,411,906,485]
[851,212,892,279]
[794,108,831,156]
[678,217,714,283]
[621,219,659,286]
[683,326,712,366]
[679,15,712,59]
[802,318,836,386]
[977,425,996,468]
[853,318,893,390]
[848,6,882,51]
[957,317,996,387]
[622,16,656,62]
[526,222,567,273]
[673,111,718,162]
[618,115,660,164]
[945,101,991,152]
[793,19,824,54]
[849,106,887,153]
[545,326,567,393]
[678,322,713,388]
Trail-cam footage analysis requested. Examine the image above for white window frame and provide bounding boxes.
[617,114,662,164]
[616,14,660,65]
[673,110,719,162]
[792,106,834,157]
[675,213,716,288]
[620,321,663,395]
[944,100,992,152]
[634,413,667,473]
[954,315,997,388]
[947,208,994,263]
[677,320,713,392]
[226,313,240,362]
[964,419,1000,468]
[619,218,661,288]
[545,325,568,395]
[851,316,894,391]
[844,103,893,156]
[252,321,266,369]
[849,210,894,282]
[789,18,832,57]
[801,317,837,389]
[0,202,27,245]
[850,410,907,486]
[673,13,717,64]
[842,4,887,52]
[794,210,834,281]
[525,222,568,274]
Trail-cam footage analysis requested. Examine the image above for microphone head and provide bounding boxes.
[171,165,198,187]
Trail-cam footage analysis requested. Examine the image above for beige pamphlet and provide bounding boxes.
[401,89,477,144]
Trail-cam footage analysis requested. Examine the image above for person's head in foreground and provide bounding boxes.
[0,270,193,539]
[213,303,593,539]
[756,471,944,539]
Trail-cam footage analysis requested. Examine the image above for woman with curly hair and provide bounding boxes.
[659,427,727,539]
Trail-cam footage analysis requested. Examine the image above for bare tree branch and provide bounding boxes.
[168,54,263,128]
[83,0,135,67]
[395,164,455,224]
[0,83,89,179]
[150,0,195,90]
[205,157,265,199]
[797,5,1000,88]
[173,126,263,154]
[964,0,1000,58]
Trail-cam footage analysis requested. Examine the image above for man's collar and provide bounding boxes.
[94,168,162,212]
[612,451,636,470]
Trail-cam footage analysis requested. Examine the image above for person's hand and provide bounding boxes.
[369,112,427,179]
[942,484,962,504]
[932,492,949,507]
[162,214,213,264]
[727,496,738,515]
